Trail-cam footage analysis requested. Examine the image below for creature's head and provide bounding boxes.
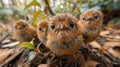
[37,20,48,34]
[37,20,48,44]
[80,9,103,27]
[49,13,80,41]
[46,13,83,55]
[14,20,28,30]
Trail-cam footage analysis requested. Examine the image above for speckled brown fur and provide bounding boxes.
[79,9,103,44]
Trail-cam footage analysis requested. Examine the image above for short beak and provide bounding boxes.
[43,28,47,32]
[60,24,64,29]
[17,26,21,29]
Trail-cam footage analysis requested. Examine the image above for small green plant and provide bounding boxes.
[18,42,35,50]
[18,39,42,62]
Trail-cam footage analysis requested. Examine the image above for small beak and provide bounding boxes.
[17,26,21,29]
[43,28,47,32]
[60,24,64,29]
[87,17,92,20]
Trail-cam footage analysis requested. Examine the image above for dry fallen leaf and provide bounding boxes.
[90,41,102,49]
[113,48,120,59]
[103,41,120,59]
[0,49,14,63]
[100,30,110,36]
[103,42,120,49]
[108,48,120,59]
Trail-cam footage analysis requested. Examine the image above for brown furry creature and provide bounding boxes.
[46,13,83,55]
[79,9,103,44]
[46,13,85,66]
[13,20,40,45]
[37,20,48,45]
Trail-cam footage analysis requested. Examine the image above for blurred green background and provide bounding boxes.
[0,0,120,26]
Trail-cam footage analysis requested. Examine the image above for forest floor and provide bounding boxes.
[0,21,120,67]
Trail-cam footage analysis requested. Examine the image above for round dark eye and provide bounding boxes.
[23,24,27,28]
[15,26,17,29]
[39,28,41,31]
[51,23,55,30]
[82,16,85,20]
[70,21,74,28]
[94,14,98,19]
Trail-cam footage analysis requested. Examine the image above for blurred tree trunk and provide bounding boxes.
[0,0,5,7]
[44,0,54,16]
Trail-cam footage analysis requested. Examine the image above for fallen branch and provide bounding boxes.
[80,46,120,67]
[0,47,25,67]
[0,33,11,44]
[101,36,120,40]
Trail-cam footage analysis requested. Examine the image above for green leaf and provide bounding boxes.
[18,42,35,50]
[32,10,42,26]
[24,0,41,10]
[28,51,36,61]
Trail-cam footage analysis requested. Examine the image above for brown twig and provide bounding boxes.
[80,46,120,67]
[44,0,54,16]
[0,33,11,44]
[101,36,120,40]
[106,39,120,42]
[105,27,120,33]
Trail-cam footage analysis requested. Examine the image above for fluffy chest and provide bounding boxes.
[46,35,82,56]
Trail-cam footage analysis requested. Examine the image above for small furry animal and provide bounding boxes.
[13,20,39,45]
[46,13,83,56]
[79,9,103,44]
[46,13,85,67]
[37,20,48,45]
